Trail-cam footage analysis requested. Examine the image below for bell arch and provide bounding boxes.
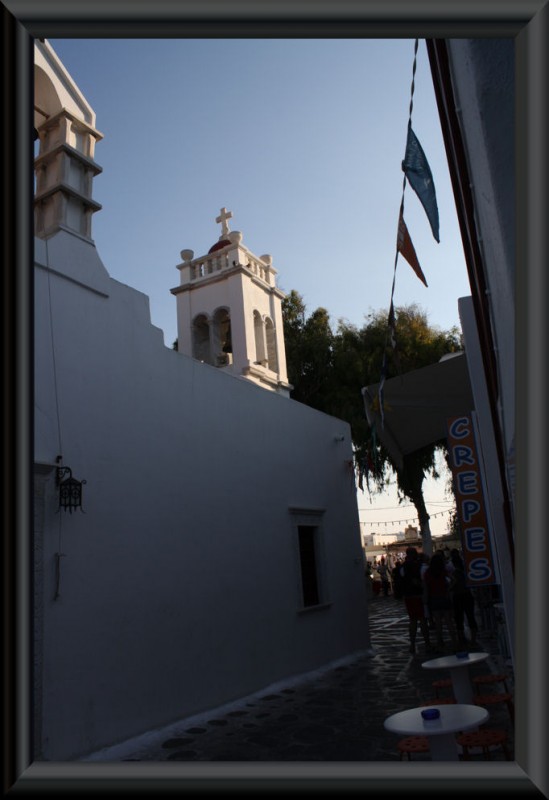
[212,307,232,359]
[192,314,212,364]
[34,65,63,130]
[265,317,278,372]
[253,310,266,365]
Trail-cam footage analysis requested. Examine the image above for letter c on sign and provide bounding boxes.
[449,417,470,439]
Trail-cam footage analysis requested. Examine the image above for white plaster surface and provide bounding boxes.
[34,230,369,760]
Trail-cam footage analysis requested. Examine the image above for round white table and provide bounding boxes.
[384,703,489,761]
[421,651,490,704]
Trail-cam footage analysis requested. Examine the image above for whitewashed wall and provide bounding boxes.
[447,39,515,456]
[34,232,369,760]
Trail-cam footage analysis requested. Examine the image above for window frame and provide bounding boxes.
[289,508,330,612]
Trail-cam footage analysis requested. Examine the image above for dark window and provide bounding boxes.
[298,525,320,607]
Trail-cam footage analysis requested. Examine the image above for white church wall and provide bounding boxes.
[269,290,289,377]
[244,279,280,337]
[34,234,369,760]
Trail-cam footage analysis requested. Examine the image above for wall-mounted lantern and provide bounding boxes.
[56,461,86,513]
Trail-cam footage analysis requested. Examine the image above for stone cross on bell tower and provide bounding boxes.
[171,209,292,397]
[215,207,233,238]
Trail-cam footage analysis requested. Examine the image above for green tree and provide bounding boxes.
[282,295,462,554]
[282,290,335,408]
[351,307,461,553]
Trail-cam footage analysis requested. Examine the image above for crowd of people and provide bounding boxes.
[366,547,479,655]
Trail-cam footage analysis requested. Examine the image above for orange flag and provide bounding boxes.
[397,213,428,287]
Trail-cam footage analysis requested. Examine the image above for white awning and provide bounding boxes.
[362,352,474,470]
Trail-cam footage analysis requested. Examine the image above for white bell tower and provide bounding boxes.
[34,40,103,241]
[171,209,292,397]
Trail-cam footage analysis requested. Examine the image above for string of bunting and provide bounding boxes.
[378,38,440,429]
[361,507,453,528]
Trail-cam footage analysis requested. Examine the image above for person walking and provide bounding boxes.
[376,557,390,596]
[420,552,435,630]
[400,547,431,655]
[391,559,404,600]
[422,550,459,652]
[449,549,479,647]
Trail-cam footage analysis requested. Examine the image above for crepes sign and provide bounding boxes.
[446,415,497,586]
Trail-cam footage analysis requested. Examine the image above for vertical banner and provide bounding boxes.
[446,415,497,586]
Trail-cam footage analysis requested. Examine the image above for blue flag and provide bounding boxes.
[402,126,440,243]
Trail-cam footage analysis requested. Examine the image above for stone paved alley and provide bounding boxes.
[83,591,514,763]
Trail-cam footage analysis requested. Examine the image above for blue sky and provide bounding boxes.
[47,37,464,534]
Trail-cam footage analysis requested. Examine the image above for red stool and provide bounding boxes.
[472,673,509,693]
[474,693,514,725]
[421,697,456,706]
[432,678,453,697]
[456,728,511,760]
[397,736,429,760]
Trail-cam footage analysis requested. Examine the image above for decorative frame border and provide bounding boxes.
[3,0,547,795]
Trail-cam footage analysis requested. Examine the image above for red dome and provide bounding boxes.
[208,239,231,254]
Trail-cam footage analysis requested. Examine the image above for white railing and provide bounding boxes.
[191,252,231,279]
[190,250,272,285]
[246,257,268,282]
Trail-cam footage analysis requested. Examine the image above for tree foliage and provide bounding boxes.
[282,293,462,552]
[282,290,335,409]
